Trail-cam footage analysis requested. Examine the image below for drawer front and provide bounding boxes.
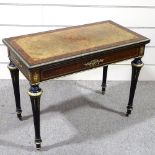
[41,47,140,81]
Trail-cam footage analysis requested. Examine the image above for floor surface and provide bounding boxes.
[0,80,155,155]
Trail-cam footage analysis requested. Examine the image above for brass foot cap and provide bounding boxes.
[17,113,22,121]
[102,90,105,95]
[126,113,129,117]
[36,143,41,150]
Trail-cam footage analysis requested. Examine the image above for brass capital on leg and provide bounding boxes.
[8,61,17,70]
[28,84,43,97]
[131,58,144,68]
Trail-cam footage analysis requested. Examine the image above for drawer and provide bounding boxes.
[41,46,140,81]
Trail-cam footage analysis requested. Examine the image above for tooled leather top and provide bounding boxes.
[5,20,148,66]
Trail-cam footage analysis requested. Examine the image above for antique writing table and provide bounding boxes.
[3,20,150,150]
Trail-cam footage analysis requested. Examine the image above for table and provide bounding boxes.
[2,20,150,150]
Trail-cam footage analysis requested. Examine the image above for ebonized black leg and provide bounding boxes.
[126,58,143,116]
[28,84,43,150]
[101,65,108,94]
[8,61,22,120]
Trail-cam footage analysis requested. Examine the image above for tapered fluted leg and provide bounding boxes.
[126,58,143,116]
[101,65,108,94]
[28,84,43,150]
[8,61,22,120]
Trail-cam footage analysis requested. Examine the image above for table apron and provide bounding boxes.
[40,46,141,81]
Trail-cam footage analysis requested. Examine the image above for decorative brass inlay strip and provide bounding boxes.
[84,59,104,68]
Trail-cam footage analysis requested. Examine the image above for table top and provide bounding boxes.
[3,20,149,68]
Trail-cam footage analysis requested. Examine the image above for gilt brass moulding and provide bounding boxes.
[84,59,104,67]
